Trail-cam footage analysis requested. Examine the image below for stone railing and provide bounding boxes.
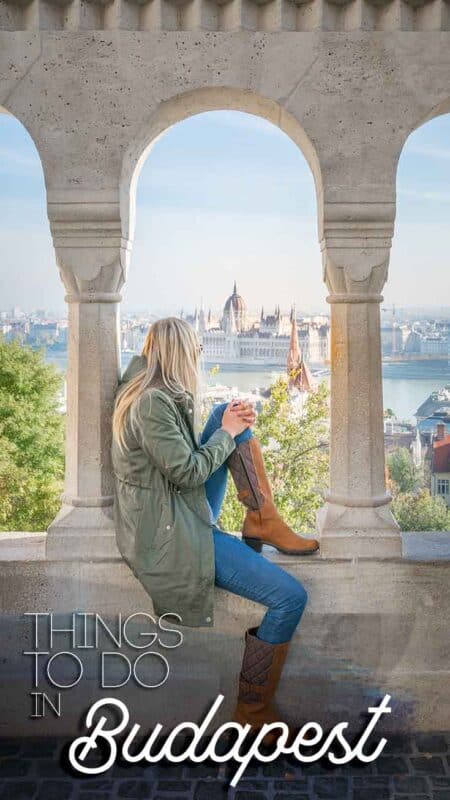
[1,0,449,32]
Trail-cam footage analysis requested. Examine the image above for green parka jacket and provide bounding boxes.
[111,355,236,627]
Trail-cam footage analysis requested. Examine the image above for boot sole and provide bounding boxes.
[243,537,319,555]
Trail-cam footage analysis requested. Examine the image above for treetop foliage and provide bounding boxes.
[0,338,65,531]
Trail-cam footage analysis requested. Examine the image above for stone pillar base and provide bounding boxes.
[46,505,121,560]
[317,501,402,558]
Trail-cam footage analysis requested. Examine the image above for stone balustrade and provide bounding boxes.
[0,0,449,31]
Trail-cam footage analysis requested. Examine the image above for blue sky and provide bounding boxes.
[0,109,449,315]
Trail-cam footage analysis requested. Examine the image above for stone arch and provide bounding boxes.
[388,102,450,480]
[120,86,323,247]
[120,86,404,559]
[413,97,450,133]
[0,103,47,174]
[0,103,66,533]
[392,97,450,182]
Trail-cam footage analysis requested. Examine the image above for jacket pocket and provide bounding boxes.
[148,500,174,552]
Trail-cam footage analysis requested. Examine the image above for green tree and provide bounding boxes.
[209,378,329,532]
[387,447,423,494]
[0,338,65,531]
[392,489,450,531]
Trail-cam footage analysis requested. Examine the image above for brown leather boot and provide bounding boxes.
[232,627,289,743]
[227,438,319,555]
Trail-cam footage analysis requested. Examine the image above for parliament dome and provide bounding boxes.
[223,281,247,332]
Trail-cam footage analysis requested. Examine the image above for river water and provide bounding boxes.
[45,352,450,423]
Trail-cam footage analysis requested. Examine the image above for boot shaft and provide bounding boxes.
[238,627,289,704]
[227,438,319,555]
[226,438,271,510]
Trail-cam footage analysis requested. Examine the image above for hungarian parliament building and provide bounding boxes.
[183,283,330,367]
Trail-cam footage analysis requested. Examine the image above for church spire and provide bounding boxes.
[287,317,314,393]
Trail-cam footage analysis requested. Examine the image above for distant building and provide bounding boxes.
[420,336,449,356]
[416,386,450,424]
[28,322,58,346]
[200,282,330,366]
[404,330,422,355]
[431,425,450,507]
[1,321,27,343]
[404,330,449,356]
[384,416,420,458]
[418,410,450,445]
[121,323,148,353]
[223,282,246,333]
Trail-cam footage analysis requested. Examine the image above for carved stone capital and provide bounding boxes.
[47,191,131,302]
[320,201,395,300]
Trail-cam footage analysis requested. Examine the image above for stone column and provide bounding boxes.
[316,203,401,558]
[46,191,131,559]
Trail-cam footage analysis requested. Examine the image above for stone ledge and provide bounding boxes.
[0,555,449,734]
[1,530,449,562]
[402,531,450,561]
[0,531,47,561]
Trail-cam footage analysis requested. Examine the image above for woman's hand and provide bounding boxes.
[221,400,257,438]
[234,399,257,427]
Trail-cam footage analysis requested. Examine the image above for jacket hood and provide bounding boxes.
[120,355,147,385]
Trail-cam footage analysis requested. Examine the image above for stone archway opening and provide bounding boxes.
[120,88,323,249]
[114,87,403,558]
[121,96,328,534]
[385,111,450,534]
[0,107,66,534]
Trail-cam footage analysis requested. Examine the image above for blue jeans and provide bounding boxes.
[200,403,308,645]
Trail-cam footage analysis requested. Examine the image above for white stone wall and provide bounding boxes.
[1,533,449,735]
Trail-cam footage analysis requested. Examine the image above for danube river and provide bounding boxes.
[45,352,449,423]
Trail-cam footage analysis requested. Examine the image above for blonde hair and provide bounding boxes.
[112,317,202,451]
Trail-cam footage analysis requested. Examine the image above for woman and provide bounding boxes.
[111,317,319,734]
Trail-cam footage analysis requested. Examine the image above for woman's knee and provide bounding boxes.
[213,402,228,414]
[211,402,227,423]
[203,403,227,438]
[283,579,308,617]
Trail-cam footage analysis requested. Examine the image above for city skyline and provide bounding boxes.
[1,110,450,311]
[3,299,450,319]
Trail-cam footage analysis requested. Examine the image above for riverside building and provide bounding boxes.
[191,283,330,367]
